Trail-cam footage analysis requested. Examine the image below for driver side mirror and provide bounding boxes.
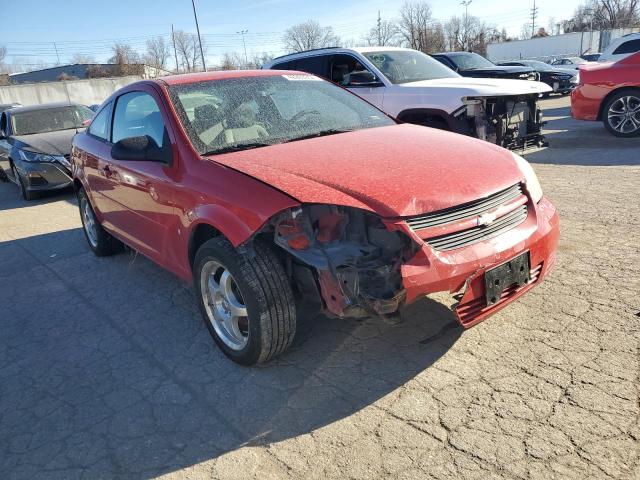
[111,133,172,164]
[347,71,383,87]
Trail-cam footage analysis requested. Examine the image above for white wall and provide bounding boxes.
[487,32,601,61]
[0,76,143,107]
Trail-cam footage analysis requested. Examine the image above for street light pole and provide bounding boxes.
[190,0,206,71]
[460,0,472,50]
[237,30,248,68]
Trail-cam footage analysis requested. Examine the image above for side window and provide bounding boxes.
[0,113,7,137]
[112,91,165,147]
[294,56,329,78]
[272,60,297,71]
[328,54,373,85]
[87,103,111,141]
[613,39,640,55]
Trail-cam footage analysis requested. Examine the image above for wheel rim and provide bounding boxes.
[607,95,640,134]
[81,199,98,248]
[200,260,249,350]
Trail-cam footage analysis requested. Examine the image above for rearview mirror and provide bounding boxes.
[347,71,383,87]
[111,134,172,164]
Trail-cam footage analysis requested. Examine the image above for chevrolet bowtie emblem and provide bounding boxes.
[477,212,497,227]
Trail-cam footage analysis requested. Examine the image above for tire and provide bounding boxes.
[602,89,640,138]
[194,236,296,365]
[13,163,37,200]
[77,188,121,256]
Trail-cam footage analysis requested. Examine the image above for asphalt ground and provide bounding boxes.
[0,95,638,479]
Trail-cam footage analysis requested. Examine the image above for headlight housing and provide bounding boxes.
[18,149,66,163]
[511,152,543,203]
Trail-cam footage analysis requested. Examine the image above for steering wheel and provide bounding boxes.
[290,110,322,124]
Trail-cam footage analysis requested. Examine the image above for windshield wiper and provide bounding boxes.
[202,142,273,156]
[280,128,354,144]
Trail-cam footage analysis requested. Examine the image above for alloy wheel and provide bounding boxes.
[607,95,640,134]
[200,260,249,350]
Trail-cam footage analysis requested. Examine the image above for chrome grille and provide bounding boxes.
[427,205,528,251]
[406,184,524,230]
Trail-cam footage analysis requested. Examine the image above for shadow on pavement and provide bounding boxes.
[0,228,463,478]
[0,183,76,211]
[525,101,640,166]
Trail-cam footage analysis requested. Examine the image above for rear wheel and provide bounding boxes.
[78,188,121,256]
[603,90,640,138]
[194,236,296,365]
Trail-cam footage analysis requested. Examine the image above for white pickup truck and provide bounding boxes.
[263,47,552,150]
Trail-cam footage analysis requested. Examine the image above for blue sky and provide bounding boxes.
[1,0,581,69]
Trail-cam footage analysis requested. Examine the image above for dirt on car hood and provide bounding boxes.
[207,124,524,218]
[399,76,552,96]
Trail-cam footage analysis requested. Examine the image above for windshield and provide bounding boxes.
[169,74,395,155]
[521,60,550,70]
[362,50,458,84]
[448,53,496,70]
[11,105,94,135]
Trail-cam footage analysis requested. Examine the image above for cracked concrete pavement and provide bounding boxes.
[0,96,638,479]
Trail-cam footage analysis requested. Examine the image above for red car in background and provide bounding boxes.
[571,52,640,137]
[71,71,559,365]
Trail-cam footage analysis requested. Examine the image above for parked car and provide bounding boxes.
[571,52,640,137]
[71,71,559,365]
[263,47,551,150]
[0,102,94,199]
[598,33,640,63]
[581,53,601,62]
[0,103,22,181]
[550,57,587,70]
[497,60,578,94]
[431,52,539,81]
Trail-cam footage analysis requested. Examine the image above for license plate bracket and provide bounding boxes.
[484,252,530,306]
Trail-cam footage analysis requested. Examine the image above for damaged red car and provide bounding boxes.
[71,70,559,365]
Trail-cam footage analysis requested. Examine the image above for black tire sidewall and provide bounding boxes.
[194,239,263,365]
[603,90,640,138]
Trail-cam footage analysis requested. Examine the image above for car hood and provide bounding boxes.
[12,129,79,155]
[398,76,551,96]
[206,124,524,218]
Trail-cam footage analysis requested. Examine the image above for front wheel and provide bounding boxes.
[194,236,296,365]
[603,90,640,138]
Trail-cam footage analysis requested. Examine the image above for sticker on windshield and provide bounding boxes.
[281,74,321,81]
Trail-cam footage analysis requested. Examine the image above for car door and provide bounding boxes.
[327,54,386,109]
[0,112,11,178]
[102,88,177,261]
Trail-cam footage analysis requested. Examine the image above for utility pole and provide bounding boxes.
[460,0,472,50]
[52,42,61,65]
[377,10,382,46]
[530,0,538,38]
[190,0,206,71]
[171,24,180,74]
[237,30,248,68]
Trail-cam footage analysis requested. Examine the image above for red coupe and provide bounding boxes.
[571,52,640,137]
[71,70,559,365]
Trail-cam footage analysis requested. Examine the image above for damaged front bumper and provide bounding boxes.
[460,94,548,150]
[389,196,559,327]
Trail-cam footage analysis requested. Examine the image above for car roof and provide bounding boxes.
[155,69,292,86]
[6,102,83,114]
[264,46,417,66]
[433,52,476,57]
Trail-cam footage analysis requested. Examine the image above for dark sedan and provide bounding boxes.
[0,102,93,199]
[432,52,538,81]
[497,60,578,94]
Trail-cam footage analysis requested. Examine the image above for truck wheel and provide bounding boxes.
[194,236,296,365]
[603,90,640,138]
[78,188,121,256]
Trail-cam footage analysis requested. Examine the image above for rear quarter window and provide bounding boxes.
[612,39,640,55]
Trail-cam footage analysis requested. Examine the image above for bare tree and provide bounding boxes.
[70,53,96,64]
[364,14,400,46]
[398,1,445,53]
[283,20,340,53]
[0,46,7,66]
[173,30,206,72]
[145,36,171,70]
[109,43,143,76]
[563,0,639,31]
[444,15,498,54]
